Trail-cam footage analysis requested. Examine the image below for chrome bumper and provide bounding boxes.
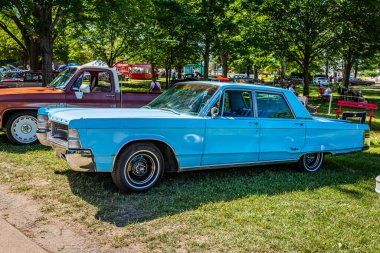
[66,149,96,172]
[36,129,51,146]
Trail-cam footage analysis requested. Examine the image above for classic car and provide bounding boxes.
[38,82,370,192]
[313,77,329,86]
[349,78,375,86]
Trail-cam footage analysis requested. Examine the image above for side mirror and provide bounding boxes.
[80,84,90,93]
[211,107,219,118]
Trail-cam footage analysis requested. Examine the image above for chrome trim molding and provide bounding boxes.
[179,159,298,172]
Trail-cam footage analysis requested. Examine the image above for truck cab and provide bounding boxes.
[0,65,161,145]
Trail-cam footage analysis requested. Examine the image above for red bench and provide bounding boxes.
[336,100,378,126]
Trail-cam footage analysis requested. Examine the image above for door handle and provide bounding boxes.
[249,121,259,126]
[106,94,115,97]
[295,122,304,126]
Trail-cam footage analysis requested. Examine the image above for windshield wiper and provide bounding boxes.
[159,107,180,115]
[142,105,151,109]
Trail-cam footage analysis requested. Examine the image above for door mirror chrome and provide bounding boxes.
[75,91,83,99]
[211,107,219,118]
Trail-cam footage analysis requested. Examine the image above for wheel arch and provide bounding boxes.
[113,139,179,173]
[1,108,38,128]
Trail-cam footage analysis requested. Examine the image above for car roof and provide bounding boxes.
[177,81,287,92]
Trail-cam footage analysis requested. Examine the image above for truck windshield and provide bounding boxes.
[148,83,219,115]
[48,67,77,89]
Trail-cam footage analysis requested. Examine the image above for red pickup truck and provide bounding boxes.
[0,65,160,145]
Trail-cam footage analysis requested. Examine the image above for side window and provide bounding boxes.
[71,71,89,90]
[93,72,111,92]
[256,92,294,119]
[222,90,253,118]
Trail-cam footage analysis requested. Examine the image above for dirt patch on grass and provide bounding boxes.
[0,184,122,253]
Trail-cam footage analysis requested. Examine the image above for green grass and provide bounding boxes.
[0,84,379,252]
[121,78,168,92]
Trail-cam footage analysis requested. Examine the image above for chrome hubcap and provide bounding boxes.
[125,151,158,187]
[21,124,32,134]
[304,153,321,171]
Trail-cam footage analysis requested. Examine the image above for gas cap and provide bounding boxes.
[376,176,380,194]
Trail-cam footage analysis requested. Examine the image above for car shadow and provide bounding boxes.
[61,150,380,227]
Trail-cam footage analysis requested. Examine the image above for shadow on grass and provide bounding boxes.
[60,150,380,227]
[0,132,51,153]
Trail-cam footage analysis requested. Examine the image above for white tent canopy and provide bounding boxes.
[82,60,108,67]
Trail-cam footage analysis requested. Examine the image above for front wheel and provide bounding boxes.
[6,111,38,145]
[111,142,164,193]
[298,152,324,173]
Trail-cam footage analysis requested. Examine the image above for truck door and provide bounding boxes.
[65,70,117,108]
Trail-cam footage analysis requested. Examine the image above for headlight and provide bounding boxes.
[68,128,82,149]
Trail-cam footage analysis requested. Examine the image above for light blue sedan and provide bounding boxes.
[37,82,370,192]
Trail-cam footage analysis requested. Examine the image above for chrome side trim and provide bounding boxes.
[179,159,298,172]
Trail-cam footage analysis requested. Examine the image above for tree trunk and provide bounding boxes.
[40,35,53,86]
[343,55,354,86]
[151,62,155,80]
[29,40,41,71]
[281,57,286,79]
[220,52,228,78]
[203,35,211,80]
[302,56,310,96]
[325,60,329,77]
[354,62,358,78]
[253,65,258,80]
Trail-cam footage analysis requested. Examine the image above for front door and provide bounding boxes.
[65,70,117,108]
[202,89,260,166]
[255,91,306,161]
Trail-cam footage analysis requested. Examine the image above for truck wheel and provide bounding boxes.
[297,152,324,173]
[6,111,38,145]
[112,142,164,192]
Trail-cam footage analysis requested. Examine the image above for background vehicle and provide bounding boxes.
[0,71,60,88]
[0,65,160,145]
[349,78,375,86]
[313,77,329,86]
[40,82,370,193]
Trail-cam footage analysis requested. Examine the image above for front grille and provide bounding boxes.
[48,122,68,147]
[51,122,68,140]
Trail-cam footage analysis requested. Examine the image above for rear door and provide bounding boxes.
[65,69,117,108]
[255,91,306,161]
[202,89,260,166]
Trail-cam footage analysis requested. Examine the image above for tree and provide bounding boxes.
[262,0,337,95]
[336,0,380,86]
[0,1,87,85]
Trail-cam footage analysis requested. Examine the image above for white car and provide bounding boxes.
[313,77,329,86]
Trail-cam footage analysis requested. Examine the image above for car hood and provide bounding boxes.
[49,108,197,127]
[0,87,63,96]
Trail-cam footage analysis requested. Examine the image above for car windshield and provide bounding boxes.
[48,67,77,89]
[148,83,219,115]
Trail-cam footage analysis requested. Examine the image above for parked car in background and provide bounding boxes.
[349,78,375,86]
[169,73,198,86]
[39,82,370,193]
[0,65,160,145]
[313,77,329,86]
[290,76,303,84]
[0,71,60,88]
[232,75,254,83]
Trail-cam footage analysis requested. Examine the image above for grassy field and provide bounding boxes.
[0,83,379,252]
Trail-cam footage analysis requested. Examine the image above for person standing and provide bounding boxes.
[150,77,161,93]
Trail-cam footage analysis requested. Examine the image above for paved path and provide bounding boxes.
[0,218,47,253]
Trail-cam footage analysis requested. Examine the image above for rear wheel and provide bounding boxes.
[6,111,38,145]
[298,152,324,173]
[111,142,164,192]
